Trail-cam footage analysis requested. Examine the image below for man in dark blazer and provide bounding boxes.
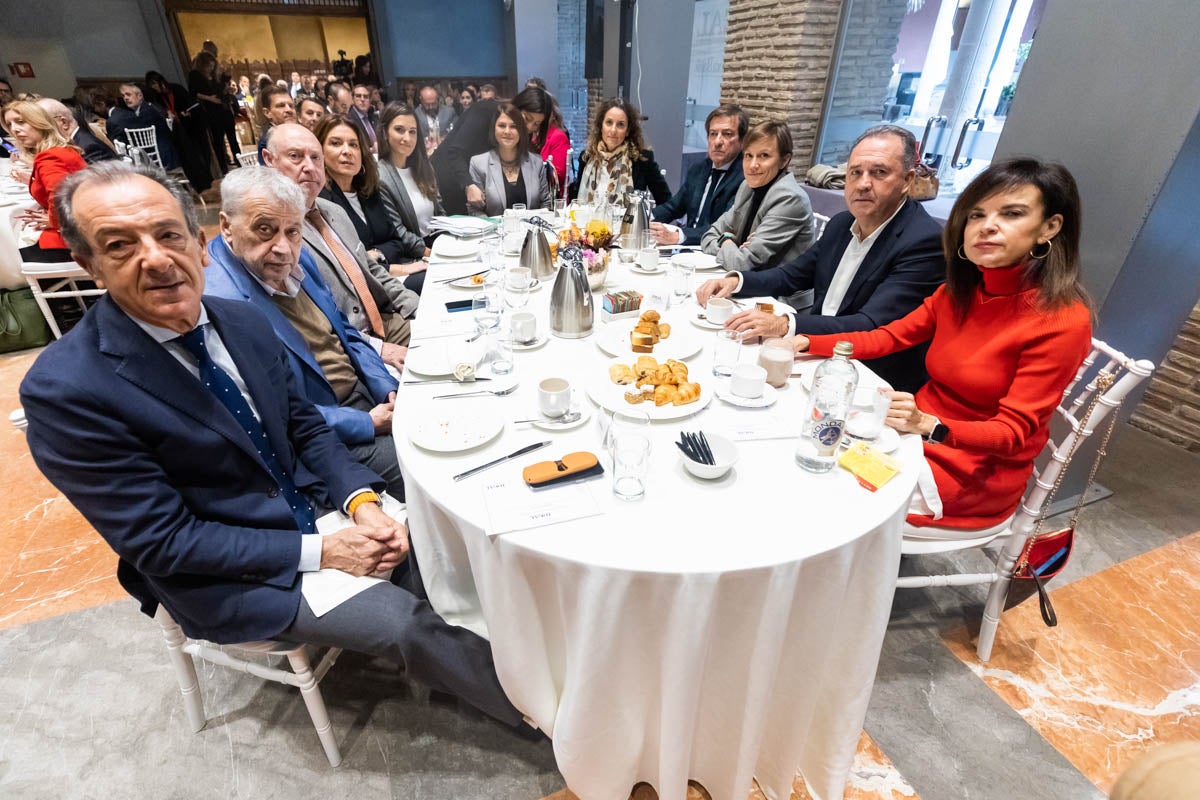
[203,166,404,499]
[416,85,457,153]
[697,125,944,392]
[106,83,178,170]
[650,104,747,246]
[36,98,119,164]
[19,161,524,727]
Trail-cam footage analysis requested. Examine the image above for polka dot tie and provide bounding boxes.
[178,327,316,534]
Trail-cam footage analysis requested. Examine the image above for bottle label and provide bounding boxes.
[810,411,845,456]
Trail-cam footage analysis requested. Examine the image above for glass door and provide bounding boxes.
[682,0,730,164]
[815,0,1045,198]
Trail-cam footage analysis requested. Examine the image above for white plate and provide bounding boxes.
[432,237,481,259]
[595,314,703,360]
[512,333,549,351]
[404,339,486,377]
[841,425,901,455]
[716,381,779,408]
[409,409,504,452]
[527,405,592,431]
[586,359,713,421]
[448,273,491,289]
[671,251,720,271]
[629,263,666,275]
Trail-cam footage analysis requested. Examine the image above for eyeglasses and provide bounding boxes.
[353,93,370,100]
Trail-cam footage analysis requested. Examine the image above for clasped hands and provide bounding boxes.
[319,500,409,578]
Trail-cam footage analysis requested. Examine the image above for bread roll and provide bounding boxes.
[609,364,635,384]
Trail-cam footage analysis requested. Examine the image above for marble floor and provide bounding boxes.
[2,343,1198,799]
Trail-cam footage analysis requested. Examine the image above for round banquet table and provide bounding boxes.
[394,244,922,800]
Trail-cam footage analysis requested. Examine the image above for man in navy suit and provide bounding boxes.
[696,125,944,392]
[203,165,404,500]
[19,161,524,728]
[650,104,747,246]
[106,83,178,170]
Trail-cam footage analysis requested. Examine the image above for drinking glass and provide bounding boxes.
[712,329,747,377]
[553,197,568,219]
[612,432,651,500]
[489,327,515,375]
[670,262,695,302]
[640,230,655,251]
[472,292,501,333]
[480,234,501,269]
[757,338,794,388]
[617,233,639,264]
[845,386,891,442]
[512,203,527,212]
[602,409,650,459]
[504,267,532,310]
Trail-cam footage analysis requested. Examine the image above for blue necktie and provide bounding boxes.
[177,326,315,534]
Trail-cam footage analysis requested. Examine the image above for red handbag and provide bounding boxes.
[1012,371,1121,627]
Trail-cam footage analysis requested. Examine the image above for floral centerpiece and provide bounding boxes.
[557,220,614,290]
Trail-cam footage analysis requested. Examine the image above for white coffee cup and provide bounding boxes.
[637,247,659,271]
[730,364,766,399]
[538,377,572,418]
[511,311,537,343]
[706,297,734,323]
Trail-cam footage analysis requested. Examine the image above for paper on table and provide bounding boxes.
[301,494,406,618]
[410,315,479,340]
[482,478,602,538]
[723,411,799,441]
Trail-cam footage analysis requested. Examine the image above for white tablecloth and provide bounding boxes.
[394,251,922,800]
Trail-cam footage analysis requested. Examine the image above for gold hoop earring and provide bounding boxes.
[957,245,968,261]
[1030,240,1053,260]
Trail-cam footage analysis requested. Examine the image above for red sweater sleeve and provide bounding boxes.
[939,306,1092,454]
[807,286,941,359]
[32,148,88,232]
[540,126,569,188]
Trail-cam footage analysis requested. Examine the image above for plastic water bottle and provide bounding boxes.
[795,341,859,473]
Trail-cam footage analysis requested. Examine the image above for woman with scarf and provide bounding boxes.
[700,120,813,282]
[569,98,670,206]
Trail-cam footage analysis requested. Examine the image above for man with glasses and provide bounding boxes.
[348,84,378,152]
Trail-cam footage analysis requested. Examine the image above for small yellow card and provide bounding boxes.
[837,440,901,492]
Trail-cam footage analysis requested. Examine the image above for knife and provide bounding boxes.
[402,377,493,385]
[453,441,551,482]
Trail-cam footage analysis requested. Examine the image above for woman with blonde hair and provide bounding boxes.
[2,100,87,262]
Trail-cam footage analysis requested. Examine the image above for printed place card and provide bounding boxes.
[482,478,602,537]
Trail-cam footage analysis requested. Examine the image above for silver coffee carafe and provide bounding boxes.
[519,226,556,280]
[549,244,594,339]
[620,190,652,241]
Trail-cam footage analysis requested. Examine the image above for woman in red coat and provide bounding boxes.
[4,100,88,262]
[792,158,1093,533]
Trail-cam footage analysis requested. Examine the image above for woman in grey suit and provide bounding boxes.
[467,102,551,217]
[377,102,444,256]
[701,121,814,283]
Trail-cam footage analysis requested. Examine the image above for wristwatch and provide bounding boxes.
[922,417,949,444]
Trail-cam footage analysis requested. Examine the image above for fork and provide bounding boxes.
[433,385,519,399]
[408,330,485,350]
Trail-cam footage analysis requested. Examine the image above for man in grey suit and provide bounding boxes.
[263,123,415,371]
[416,85,456,153]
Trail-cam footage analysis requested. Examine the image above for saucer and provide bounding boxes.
[715,381,779,408]
[528,405,591,431]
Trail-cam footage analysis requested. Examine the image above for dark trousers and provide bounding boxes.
[342,383,405,501]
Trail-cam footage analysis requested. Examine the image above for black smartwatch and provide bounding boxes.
[922,417,949,444]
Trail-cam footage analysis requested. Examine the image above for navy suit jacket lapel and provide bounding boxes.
[95,297,267,471]
[836,199,914,314]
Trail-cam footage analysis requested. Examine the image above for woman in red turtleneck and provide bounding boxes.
[792,158,1093,532]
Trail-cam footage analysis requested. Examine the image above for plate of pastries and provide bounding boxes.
[586,355,712,421]
[595,310,702,360]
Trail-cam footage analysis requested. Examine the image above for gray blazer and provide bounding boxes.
[302,198,420,330]
[701,171,815,275]
[467,150,551,217]
[377,159,445,260]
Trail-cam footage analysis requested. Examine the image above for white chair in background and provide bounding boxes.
[124,126,205,211]
[896,338,1154,661]
[812,212,830,240]
[154,605,344,766]
[236,151,259,168]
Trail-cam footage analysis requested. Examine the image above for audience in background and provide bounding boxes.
[468,101,551,217]
[288,71,303,98]
[376,102,442,290]
[652,103,747,246]
[204,165,405,499]
[107,83,179,171]
[457,86,476,115]
[700,120,813,289]
[189,50,240,174]
[262,123,417,363]
[697,124,944,392]
[348,85,378,152]
[296,97,326,131]
[2,100,88,262]
[416,84,456,154]
[570,98,671,205]
[35,98,117,165]
[327,83,353,116]
[529,87,570,194]
[256,86,296,164]
[478,84,496,101]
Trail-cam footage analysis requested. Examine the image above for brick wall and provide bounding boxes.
[586,76,605,138]
[719,0,841,174]
[1130,301,1200,451]
[556,0,589,149]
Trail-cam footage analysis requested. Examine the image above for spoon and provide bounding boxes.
[512,411,583,425]
[433,385,519,399]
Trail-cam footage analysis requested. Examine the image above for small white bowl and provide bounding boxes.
[680,433,738,480]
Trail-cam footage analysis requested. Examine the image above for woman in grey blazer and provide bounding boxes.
[377,102,445,263]
[467,102,550,217]
[701,121,815,277]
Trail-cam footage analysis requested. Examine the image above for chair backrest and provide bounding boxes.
[1012,338,1155,538]
[125,126,162,169]
[813,212,830,240]
[236,151,259,168]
